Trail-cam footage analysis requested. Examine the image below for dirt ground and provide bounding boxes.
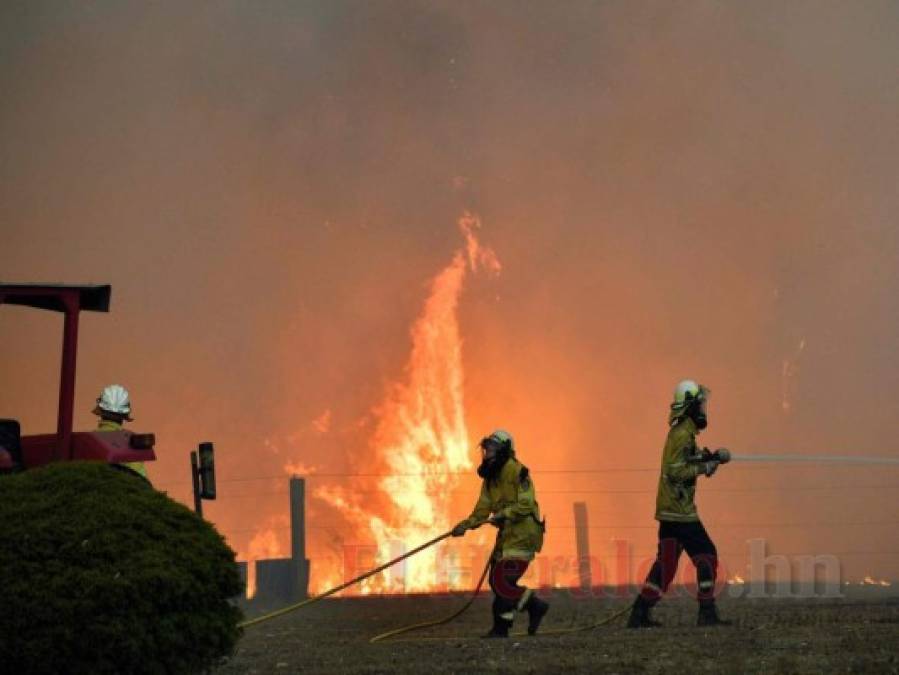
[216,591,899,674]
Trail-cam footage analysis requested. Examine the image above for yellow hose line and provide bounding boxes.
[529,604,630,637]
[238,525,630,640]
[378,602,631,642]
[369,557,492,643]
[238,531,452,629]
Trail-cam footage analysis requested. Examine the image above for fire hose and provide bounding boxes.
[238,531,453,629]
[370,526,628,643]
[238,527,629,641]
[368,555,493,643]
[372,587,630,643]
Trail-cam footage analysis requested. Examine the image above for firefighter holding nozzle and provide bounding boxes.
[452,429,549,638]
[628,380,732,628]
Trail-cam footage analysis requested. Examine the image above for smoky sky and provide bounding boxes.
[2,1,897,580]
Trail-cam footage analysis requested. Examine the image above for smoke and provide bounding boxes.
[2,1,897,583]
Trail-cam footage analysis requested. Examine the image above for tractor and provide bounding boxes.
[0,284,156,474]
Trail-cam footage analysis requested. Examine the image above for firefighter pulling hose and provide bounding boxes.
[240,429,556,638]
[239,519,629,642]
[450,429,550,638]
[241,428,631,642]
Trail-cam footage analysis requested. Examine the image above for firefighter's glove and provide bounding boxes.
[702,460,720,477]
[451,522,468,537]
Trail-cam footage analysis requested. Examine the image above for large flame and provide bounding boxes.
[244,521,288,598]
[315,212,499,593]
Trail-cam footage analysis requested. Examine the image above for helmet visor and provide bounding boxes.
[697,385,710,409]
[479,436,503,460]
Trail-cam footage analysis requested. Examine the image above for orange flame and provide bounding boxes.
[861,575,892,587]
[243,523,288,597]
[315,212,499,593]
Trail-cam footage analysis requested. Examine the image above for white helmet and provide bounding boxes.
[671,379,709,411]
[487,428,514,449]
[95,384,133,419]
[479,428,515,456]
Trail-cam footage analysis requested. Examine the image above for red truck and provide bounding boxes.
[0,284,156,473]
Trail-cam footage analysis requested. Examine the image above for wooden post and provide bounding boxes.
[573,501,591,591]
[290,477,305,562]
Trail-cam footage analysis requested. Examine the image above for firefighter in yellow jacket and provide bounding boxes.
[452,429,548,638]
[628,380,732,628]
[92,384,148,481]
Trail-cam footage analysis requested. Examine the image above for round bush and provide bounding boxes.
[0,461,243,674]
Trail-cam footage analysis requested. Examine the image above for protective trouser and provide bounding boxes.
[489,558,532,622]
[639,520,718,607]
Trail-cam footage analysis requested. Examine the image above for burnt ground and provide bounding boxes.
[216,592,899,674]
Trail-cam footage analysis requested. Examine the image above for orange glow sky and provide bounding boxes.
[2,1,897,587]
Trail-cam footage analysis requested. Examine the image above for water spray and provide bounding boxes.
[690,449,899,467]
[730,453,899,466]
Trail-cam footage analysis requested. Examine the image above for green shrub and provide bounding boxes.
[0,461,243,674]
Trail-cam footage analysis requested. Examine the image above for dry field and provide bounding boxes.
[217,591,899,674]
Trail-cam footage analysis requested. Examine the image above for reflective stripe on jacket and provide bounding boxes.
[654,416,702,522]
[461,456,544,560]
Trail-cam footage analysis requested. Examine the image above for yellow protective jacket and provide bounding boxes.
[460,456,545,560]
[97,419,149,481]
[654,415,704,522]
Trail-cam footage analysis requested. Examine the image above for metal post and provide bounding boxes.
[289,476,309,600]
[57,293,80,460]
[573,502,592,591]
[190,450,202,517]
[290,477,305,562]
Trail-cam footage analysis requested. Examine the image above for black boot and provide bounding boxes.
[522,595,549,635]
[482,616,513,638]
[697,602,732,627]
[627,597,662,629]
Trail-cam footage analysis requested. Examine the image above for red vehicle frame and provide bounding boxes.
[0,284,156,471]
